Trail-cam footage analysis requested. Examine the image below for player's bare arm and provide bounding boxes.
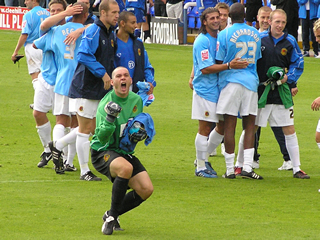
[40,4,83,32]
[11,34,28,62]
[291,87,298,97]
[203,57,248,74]
[189,66,195,90]
[147,83,154,95]
[64,24,91,45]
[102,72,112,90]
[311,97,320,111]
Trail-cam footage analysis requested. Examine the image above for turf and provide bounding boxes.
[1,30,320,239]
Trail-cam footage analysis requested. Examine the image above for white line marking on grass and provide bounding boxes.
[0,179,78,183]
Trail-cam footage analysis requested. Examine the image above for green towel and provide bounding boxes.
[258,83,293,109]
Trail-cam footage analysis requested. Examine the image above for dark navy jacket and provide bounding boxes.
[257,30,304,105]
[69,18,115,100]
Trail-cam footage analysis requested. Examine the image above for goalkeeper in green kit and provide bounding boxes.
[90,67,154,235]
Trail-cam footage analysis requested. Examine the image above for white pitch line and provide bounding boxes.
[0,179,79,183]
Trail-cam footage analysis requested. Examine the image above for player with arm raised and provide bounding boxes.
[191,7,248,178]
[91,67,154,235]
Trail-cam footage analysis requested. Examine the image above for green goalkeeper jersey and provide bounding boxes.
[90,90,143,154]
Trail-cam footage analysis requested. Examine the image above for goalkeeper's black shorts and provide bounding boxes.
[91,148,146,182]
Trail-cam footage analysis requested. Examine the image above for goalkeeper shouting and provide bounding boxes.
[90,67,155,235]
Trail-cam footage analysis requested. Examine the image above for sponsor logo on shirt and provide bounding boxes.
[201,49,209,61]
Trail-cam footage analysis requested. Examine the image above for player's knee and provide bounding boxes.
[33,110,47,124]
[118,164,133,179]
[141,183,154,200]
[315,132,320,143]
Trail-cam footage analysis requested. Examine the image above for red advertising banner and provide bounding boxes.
[0,6,29,31]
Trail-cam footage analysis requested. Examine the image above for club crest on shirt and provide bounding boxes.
[104,154,110,162]
[79,106,84,111]
[111,39,114,47]
[201,49,209,61]
[102,40,105,45]
[281,48,287,56]
[205,111,209,117]
[133,105,137,113]
[138,48,141,56]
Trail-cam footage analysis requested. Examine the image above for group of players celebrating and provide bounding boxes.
[11,0,156,235]
[191,3,312,180]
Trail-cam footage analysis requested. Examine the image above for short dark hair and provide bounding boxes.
[118,11,135,25]
[73,2,89,20]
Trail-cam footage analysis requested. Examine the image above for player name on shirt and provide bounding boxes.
[36,10,49,16]
[230,28,260,43]
[61,28,76,36]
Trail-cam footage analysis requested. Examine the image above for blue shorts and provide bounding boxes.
[126,7,146,23]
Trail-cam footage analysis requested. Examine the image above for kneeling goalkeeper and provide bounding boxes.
[90,67,155,235]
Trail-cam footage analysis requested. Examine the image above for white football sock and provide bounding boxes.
[235,130,245,168]
[56,127,78,150]
[207,129,224,158]
[195,133,207,171]
[243,148,254,173]
[52,124,65,142]
[76,131,91,175]
[66,128,78,166]
[67,141,76,167]
[224,152,235,175]
[63,127,70,162]
[317,142,320,149]
[285,133,301,174]
[36,121,51,152]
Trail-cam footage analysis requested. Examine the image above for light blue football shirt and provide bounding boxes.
[216,23,261,92]
[48,22,84,96]
[22,6,50,45]
[193,32,220,103]
[33,31,57,86]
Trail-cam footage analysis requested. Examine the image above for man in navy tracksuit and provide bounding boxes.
[256,9,309,179]
[65,0,120,181]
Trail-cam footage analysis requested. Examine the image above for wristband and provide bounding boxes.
[227,62,231,70]
[276,80,282,86]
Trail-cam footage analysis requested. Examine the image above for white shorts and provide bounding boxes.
[216,83,258,117]
[53,93,71,116]
[256,104,294,127]
[316,118,320,133]
[33,73,54,113]
[69,98,77,114]
[74,98,100,119]
[24,43,42,75]
[191,91,223,122]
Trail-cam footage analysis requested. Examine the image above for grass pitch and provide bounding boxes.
[1,30,320,239]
